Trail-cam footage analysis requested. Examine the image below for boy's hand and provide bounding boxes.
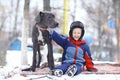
[47,28,51,32]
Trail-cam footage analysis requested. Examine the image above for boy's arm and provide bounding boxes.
[50,29,67,48]
[38,27,67,48]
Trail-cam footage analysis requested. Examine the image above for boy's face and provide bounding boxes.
[72,28,82,40]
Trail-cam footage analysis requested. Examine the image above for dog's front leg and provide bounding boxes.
[42,30,55,70]
[36,44,42,68]
[31,42,38,71]
[47,39,55,70]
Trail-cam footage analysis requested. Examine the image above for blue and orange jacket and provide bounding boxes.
[50,30,97,71]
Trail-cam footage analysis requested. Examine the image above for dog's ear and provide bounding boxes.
[35,17,40,23]
[35,12,44,23]
[39,12,44,17]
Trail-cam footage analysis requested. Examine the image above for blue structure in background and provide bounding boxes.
[85,35,93,45]
[10,38,33,51]
[10,39,21,50]
[107,20,116,29]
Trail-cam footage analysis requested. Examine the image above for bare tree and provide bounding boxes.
[0,5,7,32]
[13,0,20,37]
[21,0,30,65]
[43,0,51,11]
[113,0,120,61]
[81,0,116,61]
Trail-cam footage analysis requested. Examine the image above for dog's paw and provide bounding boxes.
[40,62,48,69]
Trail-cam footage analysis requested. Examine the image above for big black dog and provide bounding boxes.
[22,11,58,72]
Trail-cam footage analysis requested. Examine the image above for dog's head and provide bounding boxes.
[35,11,58,28]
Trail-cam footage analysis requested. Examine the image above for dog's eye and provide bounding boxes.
[48,16,51,19]
[52,15,55,18]
[48,16,53,20]
[49,15,54,19]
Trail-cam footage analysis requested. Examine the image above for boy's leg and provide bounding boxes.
[65,63,83,77]
[75,64,83,75]
[52,63,71,77]
[65,64,77,77]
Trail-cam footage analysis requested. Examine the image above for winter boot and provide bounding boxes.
[65,64,77,77]
[51,69,63,77]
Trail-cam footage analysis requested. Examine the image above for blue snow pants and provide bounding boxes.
[53,62,83,75]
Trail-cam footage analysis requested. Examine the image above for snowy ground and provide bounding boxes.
[0,69,120,80]
[0,50,120,80]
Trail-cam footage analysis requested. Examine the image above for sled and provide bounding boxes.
[20,67,51,77]
[82,62,120,74]
[20,62,120,77]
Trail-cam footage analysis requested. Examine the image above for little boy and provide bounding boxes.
[41,21,97,77]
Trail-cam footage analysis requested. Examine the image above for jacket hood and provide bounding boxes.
[69,21,85,40]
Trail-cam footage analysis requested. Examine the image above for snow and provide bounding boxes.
[0,50,120,80]
[6,47,62,67]
[0,71,120,80]
[0,0,119,79]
